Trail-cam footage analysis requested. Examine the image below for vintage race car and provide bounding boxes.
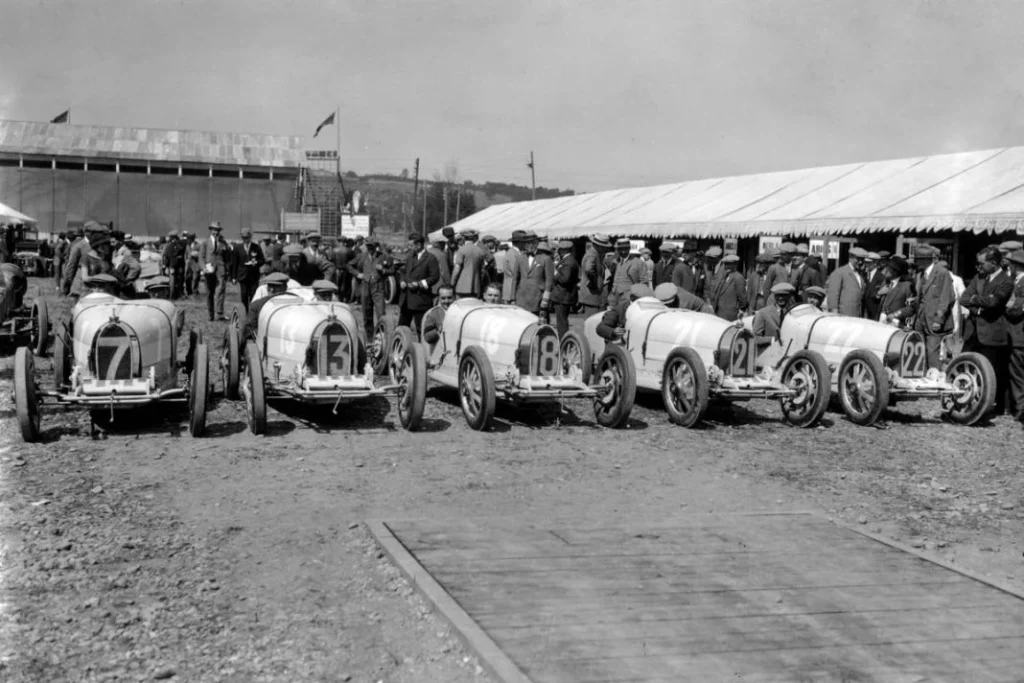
[222,288,426,435]
[1,263,51,356]
[751,304,996,426]
[13,291,210,442]
[583,298,831,428]
[380,299,636,431]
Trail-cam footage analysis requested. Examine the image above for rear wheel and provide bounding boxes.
[242,341,267,435]
[592,344,636,428]
[221,326,240,400]
[661,347,709,428]
[371,316,396,376]
[559,330,592,385]
[396,338,427,431]
[189,343,209,436]
[779,349,830,428]
[838,349,888,426]
[31,298,49,357]
[458,346,496,431]
[943,352,997,425]
[14,347,40,442]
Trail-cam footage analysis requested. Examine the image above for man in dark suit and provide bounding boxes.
[862,251,887,320]
[746,253,772,314]
[332,238,354,300]
[229,227,266,311]
[1003,250,1024,422]
[708,254,748,321]
[550,240,580,338]
[197,221,230,321]
[675,241,701,295]
[912,244,956,371]
[877,257,914,326]
[960,245,1014,414]
[652,243,678,287]
[397,233,441,335]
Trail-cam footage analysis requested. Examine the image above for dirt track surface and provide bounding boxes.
[2,279,1023,682]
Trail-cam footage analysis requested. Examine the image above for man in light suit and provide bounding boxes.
[912,244,956,371]
[198,221,230,321]
[502,230,525,304]
[826,246,867,317]
[578,234,610,316]
[515,236,554,315]
[397,233,441,336]
[427,237,451,297]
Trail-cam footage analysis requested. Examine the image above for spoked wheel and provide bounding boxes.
[188,342,209,437]
[387,326,417,383]
[943,352,996,425]
[52,327,70,391]
[395,335,427,431]
[779,349,831,428]
[592,344,636,428]
[559,330,592,385]
[838,349,888,426]
[30,298,50,357]
[458,346,496,431]
[14,347,41,442]
[661,347,709,428]
[221,326,241,400]
[241,341,267,435]
[371,316,396,376]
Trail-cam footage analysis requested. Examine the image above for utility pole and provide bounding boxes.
[443,186,449,226]
[455,187,461,222]
[528,150,536,201]
[422,192,427,235]
[412,157,420,231]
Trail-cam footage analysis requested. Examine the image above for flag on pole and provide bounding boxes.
[313,112,335,138]
[51,109,70,124]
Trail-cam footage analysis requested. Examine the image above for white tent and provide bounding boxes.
[0,200,36,225]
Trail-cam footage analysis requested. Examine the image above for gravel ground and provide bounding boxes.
[1,279,1022,682]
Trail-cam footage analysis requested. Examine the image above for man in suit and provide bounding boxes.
[746,253,772,314]
[550,240,580,338]
[161,231,187,300]
[653,243,679,287]
[502,230,526,304]
[608,237,646,308]
[427,237,452,297]
[877,256,914,326]
[66,222,109,298]
[229,227,266,311]
[1003,250,1024,423]
[675,241,701,295]
[515,237,555,315]
[450,229,487,299]
[53,232,70,289]
[998,240,1023,277]
[654,282,713,313]
[302,232,323,261]
[960,245,1014,415]
[912,244,956,371]
[709,254,748,321]
[578,234,611,317]
[826,246,867,317]
[422,285,455,350]
[764,243,796,305]
[197,221,230,321]
[397,233,441,335]
[349,238,392,338]
[184,233,201,297]
[862,252,887,320]
[332,238,354,301]
[274,243,336,286]
[752,283,796,354]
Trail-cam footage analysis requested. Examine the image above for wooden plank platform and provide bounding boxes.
[369,513,1024,683]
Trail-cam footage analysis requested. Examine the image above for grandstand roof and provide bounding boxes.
[0,120,304,168]
[439,145,1024,240]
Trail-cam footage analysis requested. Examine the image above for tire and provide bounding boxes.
[559,330,592,385]
[31,298,49,357]
[221,326,240,400]
[837,349,889,426]
[185,329,203,375]
[592,344,637,428]
[396,337,427,431]
[229,303,246,330]
[779,349,831,428]
[53,328,70,391]
[14,347,40,442]
[661,347,709,428]
[388,326,418,383]
[458,346,496,431]
[943,352,997,425]
[385,275,399,305]
[371,316,396,377]
[189,343,209,437]
[242,341,267,435]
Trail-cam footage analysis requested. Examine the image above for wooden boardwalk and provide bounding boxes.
[370,513,1024,683]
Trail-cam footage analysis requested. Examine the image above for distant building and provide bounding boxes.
[0,120,304,238]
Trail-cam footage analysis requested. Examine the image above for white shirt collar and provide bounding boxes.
[924,264,934,278]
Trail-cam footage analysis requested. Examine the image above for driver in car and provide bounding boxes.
[311,279,339,302]
[243,273,295,342]
[422,285,455,346]
[483,283,502,304]
[596,283,653,342]
[752,282,795,353]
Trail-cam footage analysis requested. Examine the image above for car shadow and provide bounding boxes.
[202,421,249,438]
[269,396,395,433]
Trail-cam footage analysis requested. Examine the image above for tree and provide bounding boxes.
[399,168,409,179]
[345,170,358,178]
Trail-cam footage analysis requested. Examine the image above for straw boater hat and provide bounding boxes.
[705,246,723,258]
[721,254,740,265]
[208,221,222,231]
[589,234,612,248]
[536,240,553,254]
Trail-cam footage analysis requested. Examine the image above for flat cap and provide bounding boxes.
[877,250,892,259]
[283,243,303,255]
[536,240,553,253]
[84,220,109,233]
[208,221,222,230]
[705,246,723,258]
[721,254,740,264]
[85,273,118,286]
[641,248,652,255]
[557,240,574,250]
[615,237,631,247]
[659,242,676,252]
[755,252,775,264]
[441,227,455,238]
[866,251,881,260]
[167,230,179,238]
[795,243,810,255]
[999,240,1023,252]
[770,282,796,295]
[311,279,338,292]
[260,272,289,285]
[913,244,937,258]
[240,227,252,237]
[305,231,321,240]
[482,234,497,244]
[654,283,678,303]
[462,229,479,239]
[589,234,612,248]
[779,242,798,254]
[803,285,826,299]
[1008,250,1024,266]
[681,240,698,252]
[144,275,171,289]
[630,283,654,299]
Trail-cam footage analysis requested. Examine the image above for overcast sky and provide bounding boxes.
[2,0,1024,192]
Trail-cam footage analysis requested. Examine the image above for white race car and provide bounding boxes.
[583,298,831,428]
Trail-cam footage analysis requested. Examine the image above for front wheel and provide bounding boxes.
[14,347,41,442]
[396,337,427,431]
[53,328,70,391]
[592,344,636,428]
[661,347,709,428]
[242,341,267,435]
[387,326,418,383]
[458,346,496,431]
[779,349,830,428]
[837,349,889,426]
[221,326,240,400]
[371,316,396,377]
[559,330,592,385]
[31,298,50,357]
[189,343,209,437]
[943,352,996,425]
